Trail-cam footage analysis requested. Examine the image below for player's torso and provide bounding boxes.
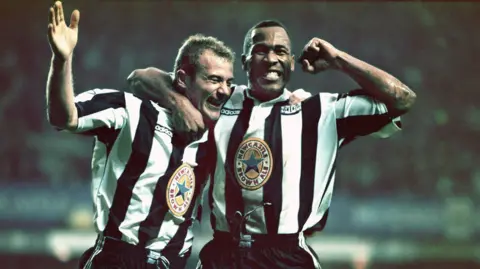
[91,99,208,252]
[211,86,339,234]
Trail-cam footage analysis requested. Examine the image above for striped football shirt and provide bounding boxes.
[68,89,212,262]
[208,85,401,235]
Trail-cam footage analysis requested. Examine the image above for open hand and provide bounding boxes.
[47,1,80,60]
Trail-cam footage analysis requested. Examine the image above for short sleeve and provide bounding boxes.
[71,89,127,135]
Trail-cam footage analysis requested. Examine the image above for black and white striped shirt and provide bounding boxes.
[209,85,401,235]
[70,89,211,260]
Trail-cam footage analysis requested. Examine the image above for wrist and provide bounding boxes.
[51,55,71,68]
[331,50,348,70]
[169,90,187,109]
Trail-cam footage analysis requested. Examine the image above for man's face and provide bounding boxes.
[242,26,294,98]
[185,50,234,126]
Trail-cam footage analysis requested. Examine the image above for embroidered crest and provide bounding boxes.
[234,138,273,190]
[166,163,195,216]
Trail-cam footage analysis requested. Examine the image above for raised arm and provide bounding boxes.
[46,1,80,130]
[299,38,416,118]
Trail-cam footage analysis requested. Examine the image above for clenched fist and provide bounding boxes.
[298,38,341,74]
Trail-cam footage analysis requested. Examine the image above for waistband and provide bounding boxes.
[213,231,300,248]
[96,234,170,267]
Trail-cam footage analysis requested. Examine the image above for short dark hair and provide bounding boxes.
[242,20,289,55]
[173,34,235,78]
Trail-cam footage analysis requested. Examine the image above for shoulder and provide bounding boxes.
[151,102,173,128]
[231,84,248,99]
[318,92,340,103]
[120,92,173,128]
[74,88,123,102]
[224,84,248,108]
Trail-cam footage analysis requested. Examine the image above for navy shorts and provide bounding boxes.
[78,236,190,269]
[198,232,319,269]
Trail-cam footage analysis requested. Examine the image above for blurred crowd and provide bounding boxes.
[1,1,478,199]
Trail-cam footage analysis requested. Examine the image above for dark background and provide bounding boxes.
[0,1,478,268]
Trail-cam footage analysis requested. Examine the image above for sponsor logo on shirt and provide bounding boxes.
[281,103,301,115]
[155,124,173,137]
[220,107,241,116]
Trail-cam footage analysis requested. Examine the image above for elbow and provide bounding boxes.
[389,86,417,117]
[47,115,66,130]
[407,88,417,108]
[127,67,170,89]
[400,86,417,112]
[47,111,77,131]
[127,67,173,102]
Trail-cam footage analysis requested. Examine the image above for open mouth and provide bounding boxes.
[261,71,282,82]
[206,96,224,110]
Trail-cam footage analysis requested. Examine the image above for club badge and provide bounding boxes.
[234,137,273,190]
[166,163,195,216]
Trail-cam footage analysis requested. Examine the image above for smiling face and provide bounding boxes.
[184,49,234,126]
[173,34,235,127]
[242,26,295,101]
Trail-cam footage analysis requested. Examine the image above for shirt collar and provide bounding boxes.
[245,88,290,106]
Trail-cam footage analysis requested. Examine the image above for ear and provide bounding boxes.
[176,69,189,94]
[290,54,295,72]
[241,54,248,71]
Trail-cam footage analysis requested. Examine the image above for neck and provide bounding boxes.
[249,86,283,102]
[173,79,187,95]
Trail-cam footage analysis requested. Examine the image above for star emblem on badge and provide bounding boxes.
[175,179,191,201]
[241,153,263,174]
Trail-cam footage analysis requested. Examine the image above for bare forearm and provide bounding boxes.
[46,55,78,129]
[127,67,206,132]
[128,67,179,109]
[335,51,416,116]
[136,81,182,110]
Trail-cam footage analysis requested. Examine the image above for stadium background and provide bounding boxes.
[1,1,479,268]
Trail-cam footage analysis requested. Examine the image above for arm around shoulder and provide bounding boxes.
[127,67,177,108]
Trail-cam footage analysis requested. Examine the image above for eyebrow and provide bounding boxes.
[207,75,235,81]
[253,43,289,51]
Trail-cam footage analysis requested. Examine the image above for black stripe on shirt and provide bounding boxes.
[298,95,321,231]
[206,129,218,230]
[76,91,126,117]
[162,133,213,259]
[263,101,288,234]
[161,218,192,262]
[95,127,121,157]
[337,88,368,100]
[75,92,126,138]
[337,113,393,147]
[337,89,396,144]
[195,130,216,224]
[103,100,158,239]
[224,95,254,232]
[137,135,186,246]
